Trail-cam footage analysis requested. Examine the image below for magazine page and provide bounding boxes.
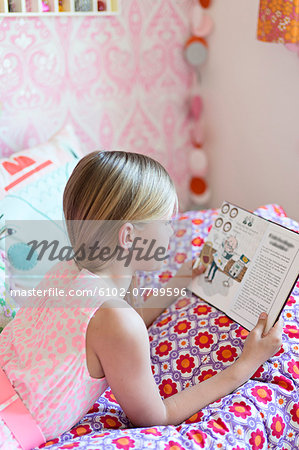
[228,222,299,333]
[190,201,299,331]
[190,202,268,322]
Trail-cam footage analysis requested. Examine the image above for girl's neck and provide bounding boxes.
[90,265,133,299]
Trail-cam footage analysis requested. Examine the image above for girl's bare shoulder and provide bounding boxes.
[88,297,147,343]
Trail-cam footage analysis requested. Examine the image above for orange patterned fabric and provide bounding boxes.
[257,0,299,43]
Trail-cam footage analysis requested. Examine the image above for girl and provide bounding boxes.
[0,151,282,449]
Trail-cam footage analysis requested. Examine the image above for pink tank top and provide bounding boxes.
[0,260,111,440]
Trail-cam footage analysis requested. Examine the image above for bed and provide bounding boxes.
[0,128,298,450]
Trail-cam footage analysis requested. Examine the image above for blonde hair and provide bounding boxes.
[63,150,178,272]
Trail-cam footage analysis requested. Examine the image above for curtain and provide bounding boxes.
[257,0,299,43]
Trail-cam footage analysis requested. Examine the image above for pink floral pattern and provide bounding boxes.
[251,385,273,404]
[249,429,265,450]
[229,401,252,419]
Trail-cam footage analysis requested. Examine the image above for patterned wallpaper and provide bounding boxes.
[0,0,194,210]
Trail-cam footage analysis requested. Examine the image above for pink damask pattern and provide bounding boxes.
[0,0,194,209]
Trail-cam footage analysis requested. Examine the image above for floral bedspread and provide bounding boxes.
[37,205,299,450]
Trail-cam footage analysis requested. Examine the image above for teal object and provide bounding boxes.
[7,242,38,271]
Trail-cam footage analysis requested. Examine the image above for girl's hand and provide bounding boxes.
[172,259,206,282]
[239,312,283,369]
[132,260,207,327]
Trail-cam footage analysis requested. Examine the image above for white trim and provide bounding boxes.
[0,393,19,412]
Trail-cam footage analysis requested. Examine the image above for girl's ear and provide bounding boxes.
[118,222,134,249]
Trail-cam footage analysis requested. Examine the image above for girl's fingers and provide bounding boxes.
[192,258,201,269]
[268,316,284,335]
[262,316,283,338]
[193,264,206,275]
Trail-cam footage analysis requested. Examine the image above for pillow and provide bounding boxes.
[0,160,78,294]
[0,159,79,235]
[0,160,79,296]
[0,124,82,202]
[0,126,82,297]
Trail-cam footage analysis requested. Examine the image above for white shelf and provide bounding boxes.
[0,0,120,14]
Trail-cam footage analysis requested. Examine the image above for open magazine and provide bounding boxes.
[189,201,299,333]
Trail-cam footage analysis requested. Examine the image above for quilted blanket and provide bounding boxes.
[36,205,299,450]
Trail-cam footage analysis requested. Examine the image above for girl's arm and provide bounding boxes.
[88,302,283,428]
[129,261,205,328]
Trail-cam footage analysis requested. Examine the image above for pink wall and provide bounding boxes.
[0,0,194,210]
[202,0,299,222]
